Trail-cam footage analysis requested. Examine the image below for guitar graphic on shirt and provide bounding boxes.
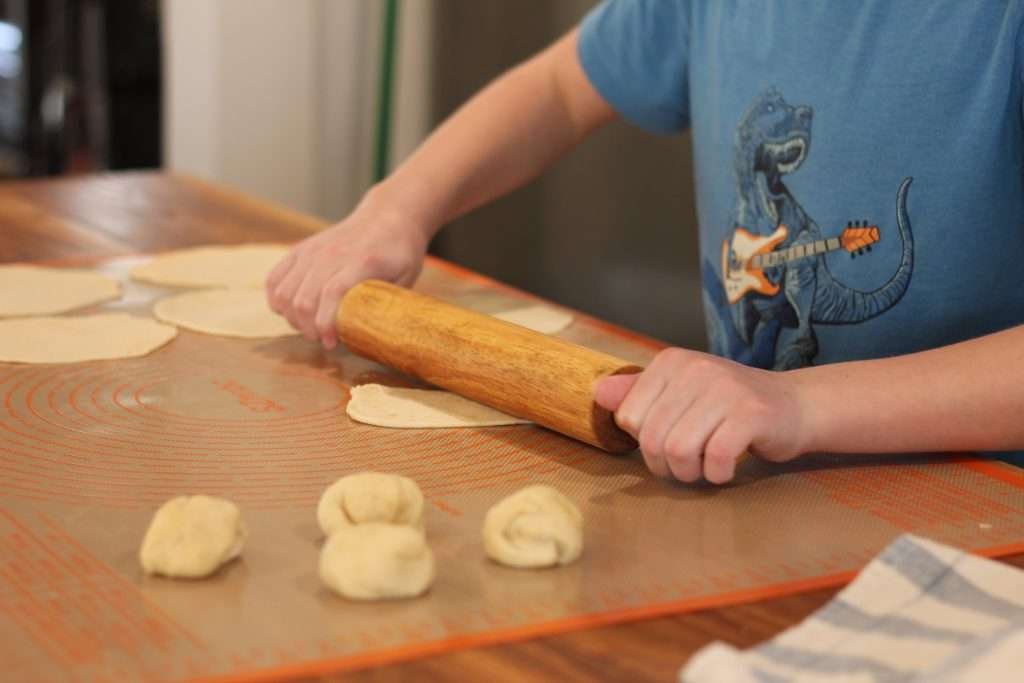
[721,222,880,304]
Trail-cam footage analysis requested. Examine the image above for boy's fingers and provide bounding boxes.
[663,406,725,483]
[266,258,298,314]
[703,422,748,484]
[613,371,667,436]
[642,449,671,479]
[291,269,328,341]
[637,385,694,463]
[593,373,639,412]
[662,416,703,482]
[271,256,310,326]
[314,269,360,349]
[265,249,297,298]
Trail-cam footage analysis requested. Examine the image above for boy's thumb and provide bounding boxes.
[593,373,639,412]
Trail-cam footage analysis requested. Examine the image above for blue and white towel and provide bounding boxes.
[680,535,1024,682]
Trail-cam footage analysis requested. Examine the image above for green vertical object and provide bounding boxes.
[374,0,400,182]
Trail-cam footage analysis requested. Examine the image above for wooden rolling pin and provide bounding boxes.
[336,280,642,452]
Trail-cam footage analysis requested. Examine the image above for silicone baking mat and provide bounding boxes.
[2,256,1023,683]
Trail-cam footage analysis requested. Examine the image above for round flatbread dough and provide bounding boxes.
[346,384,529,429]
[317,472,425,536]
[0,265,121,317]
[483,485,583,569]
[130,244,290,288]
[492,305,573,335]
[153,288,297,338]
[139,495,246,579]
[0,313,177,364]
[319,523,434,600]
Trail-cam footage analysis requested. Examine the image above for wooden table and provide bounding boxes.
[2,172,1022,683]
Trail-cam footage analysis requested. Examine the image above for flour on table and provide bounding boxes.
[317,472,425,536]
[319,523,435,601]
[153,288,297,338]
[345,384,529,429]
[130,244,290,288]
[0,265,121,317]
[0,313,177,364]
[140,495,247,579]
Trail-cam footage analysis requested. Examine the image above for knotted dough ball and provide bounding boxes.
[316,472,424,536]
[319,523,435,600]
[140,495,246,578]
[482,485,583,568]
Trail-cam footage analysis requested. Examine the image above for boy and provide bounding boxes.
[267,1,1024,484]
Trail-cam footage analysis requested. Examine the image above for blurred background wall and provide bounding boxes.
[425,1,703,349]
[2,0,706,348]
[0,0,161,176]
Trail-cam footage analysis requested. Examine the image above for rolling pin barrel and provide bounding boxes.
[336,280,640,453]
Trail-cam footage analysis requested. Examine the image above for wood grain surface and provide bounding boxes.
[338,280,640,451]
[2,171,1022,682]
[0,172,321,261]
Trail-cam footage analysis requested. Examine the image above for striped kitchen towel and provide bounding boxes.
[679,534,1024,682]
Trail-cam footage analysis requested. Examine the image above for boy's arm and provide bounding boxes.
[595,325,1024,484]
[796,324,1024,454]
[380,28,614,230]
[268,29,614,346]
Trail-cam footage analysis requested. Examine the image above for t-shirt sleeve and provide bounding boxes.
[578,0,691,134]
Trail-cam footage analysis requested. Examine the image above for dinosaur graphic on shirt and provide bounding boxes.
[704,88,914,370]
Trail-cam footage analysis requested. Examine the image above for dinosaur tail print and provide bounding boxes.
[811,177,913,324]
[706,88,916,369]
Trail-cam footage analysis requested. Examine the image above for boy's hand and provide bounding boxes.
[594,349,809,484]
[266,204,430,349]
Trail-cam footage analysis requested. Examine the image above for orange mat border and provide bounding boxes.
[194,541,1024,683]
[959,458,1024,488]
[192,457,1024,681]
[18,251,1024,680]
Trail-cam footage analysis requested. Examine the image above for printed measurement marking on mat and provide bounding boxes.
[0,508,211,681]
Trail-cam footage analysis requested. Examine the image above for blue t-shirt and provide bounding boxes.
[579,0,1024,464]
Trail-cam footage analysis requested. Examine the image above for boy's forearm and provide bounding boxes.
[364,29,613,236]
[794,325,1024,454]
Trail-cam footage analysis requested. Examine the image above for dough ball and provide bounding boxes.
[140,495,246,578]
[483,485,583,568]
[319,523,434,600]
[317,472,425,536]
